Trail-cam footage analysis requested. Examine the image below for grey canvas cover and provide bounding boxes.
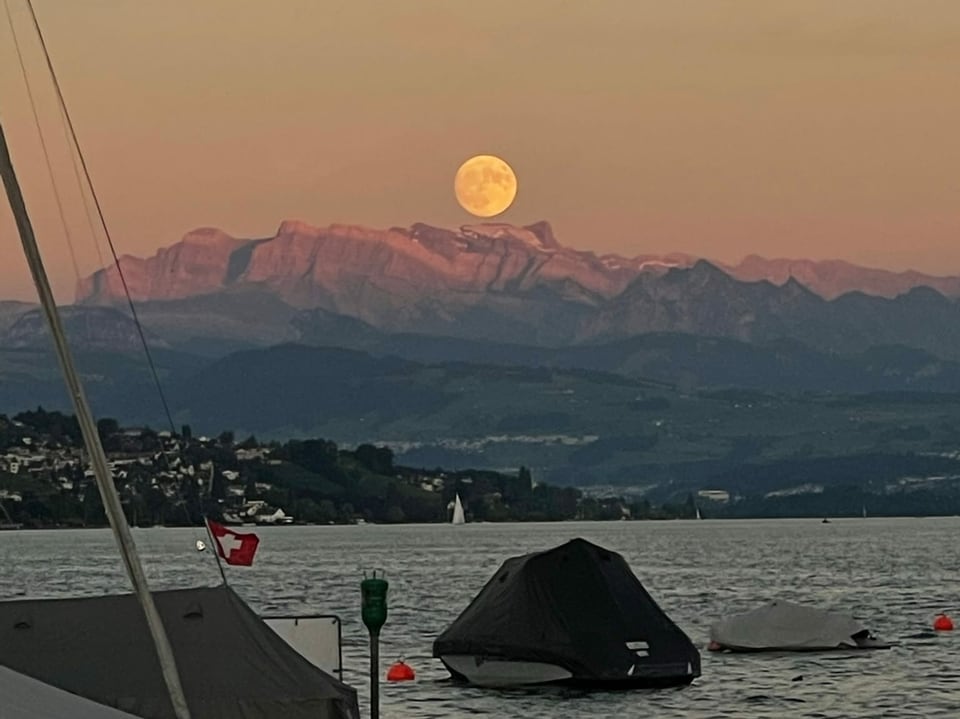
[0,665,141,719]
[709,600,887,651]
[433,538,700,686]
[0,585,358,719]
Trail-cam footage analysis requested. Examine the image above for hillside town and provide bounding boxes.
[0,408,292,528]
[1,407,685,529]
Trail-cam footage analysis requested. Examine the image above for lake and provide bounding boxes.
[2,518,958,718]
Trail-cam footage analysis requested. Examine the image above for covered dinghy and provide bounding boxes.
[709,599,889,652]
[0,585,359,719]
[433,538,700,688]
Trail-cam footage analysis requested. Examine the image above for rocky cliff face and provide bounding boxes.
[75,227,249,302]
[76,220,960,314]
[77,221,688,342]
[77,220,646,312]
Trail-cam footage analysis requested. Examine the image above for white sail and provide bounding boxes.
[695,506,702,520]
[452,494,466,525]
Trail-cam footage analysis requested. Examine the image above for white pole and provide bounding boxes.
[0,120,192,719]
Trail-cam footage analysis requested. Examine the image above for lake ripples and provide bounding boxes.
[1,518,958,717]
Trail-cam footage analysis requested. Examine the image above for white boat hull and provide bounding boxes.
[439,654,572,687]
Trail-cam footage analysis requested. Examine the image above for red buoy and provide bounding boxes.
[934,613,954,631]
[386,660,415,682]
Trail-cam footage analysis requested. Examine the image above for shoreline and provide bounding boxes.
[2,514,955,531]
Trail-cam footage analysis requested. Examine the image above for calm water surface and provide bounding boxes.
[2,518,958,718]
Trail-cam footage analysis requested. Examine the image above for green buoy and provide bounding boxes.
[361,573,389,633]
[361,571,389,719]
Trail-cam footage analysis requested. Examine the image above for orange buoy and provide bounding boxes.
[934,613,954,631]
[386,660,416,682]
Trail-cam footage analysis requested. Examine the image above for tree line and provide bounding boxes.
[0,408,700,528]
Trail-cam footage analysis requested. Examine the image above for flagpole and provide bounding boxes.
[203,516,229,585]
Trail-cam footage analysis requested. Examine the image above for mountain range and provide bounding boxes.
[76,220,960,307]
[2,218,960,376]
[49,219,959,357]
[6,219,960,496]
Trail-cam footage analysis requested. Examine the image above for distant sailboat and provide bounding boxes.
[695,505,702,520]
[452,494,466,525]
[862,505,867,518]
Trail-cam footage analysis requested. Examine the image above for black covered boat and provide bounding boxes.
[433,538,700,688]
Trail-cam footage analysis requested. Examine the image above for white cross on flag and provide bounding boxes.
[206,518,260,566]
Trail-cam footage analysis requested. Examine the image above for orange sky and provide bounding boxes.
[1,0,959,302]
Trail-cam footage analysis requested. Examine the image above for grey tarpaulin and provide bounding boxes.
[709,599,889,651]
[0,585,359,719]
[0,665,141,718]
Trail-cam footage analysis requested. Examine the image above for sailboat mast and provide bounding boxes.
[0,121,193,719]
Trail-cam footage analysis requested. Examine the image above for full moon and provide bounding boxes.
[453,154,518,218]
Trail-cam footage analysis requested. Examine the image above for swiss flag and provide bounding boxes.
[206,518,260,566]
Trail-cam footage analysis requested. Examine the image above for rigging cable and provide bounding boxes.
[3,0,81,282]
[55,59,107,274]
[24,0,178,436]
[17,0,227,581]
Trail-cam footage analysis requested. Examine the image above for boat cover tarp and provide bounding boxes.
[433,538,700,683]
[0,585,358,719]
[0,665,140,718]
[709,600,885,651]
